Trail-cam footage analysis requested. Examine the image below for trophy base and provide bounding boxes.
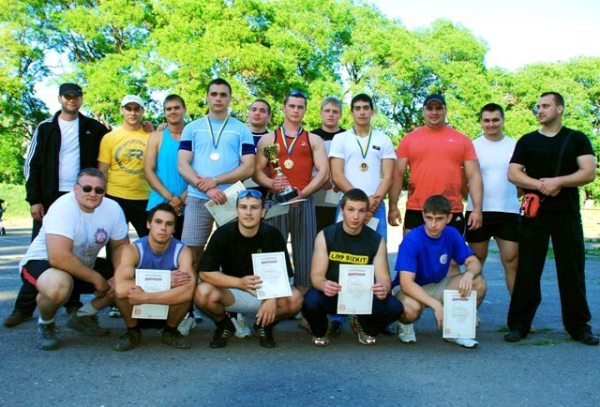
[274,188,299,204]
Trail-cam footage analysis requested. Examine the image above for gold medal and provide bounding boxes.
[360,162,368,171]
[284,159,294,169]
[210,152,220,161]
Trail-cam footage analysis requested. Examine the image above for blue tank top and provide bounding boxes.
[134,236,185,270]
[147,128,188,210]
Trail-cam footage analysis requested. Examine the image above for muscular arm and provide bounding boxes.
[371,158,394,210]
[373,238,391,293]
[300,133,329,197]
[387,158,407,226]
[177,149,201,187]
[330,157,353,192]
[144,131,174,201]
[464,159,483,229]
[254,133,276,189]
[309,231,341,297]
[540,154,596,193]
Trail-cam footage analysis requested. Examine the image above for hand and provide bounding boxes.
[369,195,381,214]
[30,203,44,222]
[387,206,401,227]
[372,282,388,301]
[206,188,227,204]
[467,209,482,230]
[364,210,374,224]
[322,280,342,297]
[239,275,262,293]
[171,270,192,288]
[93,275,110,298]
[458,271,474,298]
[272,175,291,192]
[141,121,155,133]
[127,286,147,305]
[432,300,444,330]
[256,299,277,327]
[196,177,217,192]
[168,196,183,212]
[539,178,562,197]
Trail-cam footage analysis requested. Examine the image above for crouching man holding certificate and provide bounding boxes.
[113,203,196,351]
[195,189,303,349]
[393,195,486,348]
[303,189,404,347]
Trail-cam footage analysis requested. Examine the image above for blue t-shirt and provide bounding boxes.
[179,115,255,199]
[393,225,474,286]
[134,236,185,270]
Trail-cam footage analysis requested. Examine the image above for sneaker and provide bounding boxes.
[113,329,142,352]
[108,306,121,318]
[209,318,235,348]
[232,314,252,338]
[445,337,479,348]
[66,314,109,337]
[504,330,527,343]
[177,315,197,336]
[37,323,58,351]
[349,316,376,346]
[3,311,33,328]
[573,332,600,346]
[397,322,417,343]
[162,329,191,349]
[254,324,276,348]
[312,336,330,347]
[329,320,343,337]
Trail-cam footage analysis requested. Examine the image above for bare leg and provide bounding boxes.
[496,238,519,296]
[36,268,74,320]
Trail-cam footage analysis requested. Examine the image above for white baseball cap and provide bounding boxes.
[120,95,145,109]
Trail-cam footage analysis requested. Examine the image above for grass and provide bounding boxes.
[0,182,29,221]
[520,338,566,346]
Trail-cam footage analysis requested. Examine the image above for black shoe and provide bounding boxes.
[113,329,142,352]
[209,318,235,349]
[254,324,276,348]
[37,323,58,351]
[573,332,599,346]
[3,311,33,328]
[329,320,343,337]
[162,329,191,349]
[504,330,526,343]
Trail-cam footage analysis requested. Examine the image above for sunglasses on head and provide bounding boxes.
[78,184,105,194]
[238,189,263,200]
[288,89,307,99]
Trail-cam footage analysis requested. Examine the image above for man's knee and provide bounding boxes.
[397,294,422,322]
[279,289,303,315]
[473,276,487,298]
[37,271,73,305]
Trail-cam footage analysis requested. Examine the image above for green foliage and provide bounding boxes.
[0,183,29,220]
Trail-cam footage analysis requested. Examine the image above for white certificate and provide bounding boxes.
[442,290,477,339]
[314,189,339,207]
[264,203,289,220]
[337,264,374,315]
[204,181,246,226]
[251,252,292,300]
[132,269,171,320]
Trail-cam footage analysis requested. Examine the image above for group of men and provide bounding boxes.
[3,78,598,351]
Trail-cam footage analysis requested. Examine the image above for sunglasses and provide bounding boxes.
[288,89,307,99]
[78,184,105,194]
[238,189,263,199]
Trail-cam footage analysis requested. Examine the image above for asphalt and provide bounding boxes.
[0,226,599,407]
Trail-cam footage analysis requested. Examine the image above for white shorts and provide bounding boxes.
[224,289,262,314]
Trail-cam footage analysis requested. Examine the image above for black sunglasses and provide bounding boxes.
[288,89,307,99]
[78,184,105,194]
[238,189,263,199]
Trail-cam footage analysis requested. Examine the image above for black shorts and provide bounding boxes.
[404,209,466,235]
[21,258,113,297]
[464,211,520,243]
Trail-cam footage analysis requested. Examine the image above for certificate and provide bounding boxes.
[204,181,246,226]
[337,264,374,315]
[251,252,292,300]
[132,269,171,320]
[264,202,289,220]
[314,189,339,207]
[442,290,477,339]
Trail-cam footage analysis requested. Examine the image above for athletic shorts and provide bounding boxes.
[404,209,466,235]
[182,196,214,247]
[393,275,452,303]
[224,288,263,314]
[464,211,520,243]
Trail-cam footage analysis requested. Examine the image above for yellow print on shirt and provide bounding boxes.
[329,251,369,264]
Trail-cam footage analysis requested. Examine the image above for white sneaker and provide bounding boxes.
[397,322,417,343]
[108,306,121,318]
[231,314,252,338]
[177,314,197,336]
[445,337,479,348]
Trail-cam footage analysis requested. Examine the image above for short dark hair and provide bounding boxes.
[479,103,504,120]
[77,167,106,183]
[423,195,451,215]
[340,188,370,211]
[250,99,272,114]
[284,89,308,105]
[351,93,374,110]
[164,94,186,110]
[207,78,232,95]
[147,203,178,222]
[540,91,564,107]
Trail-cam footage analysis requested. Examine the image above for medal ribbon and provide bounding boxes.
[353,126,372,160]
[206,115,230,150]
[280,126,303,157]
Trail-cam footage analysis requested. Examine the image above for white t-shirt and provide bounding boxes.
[58,117,81,191]
[329,129,396,196]
[466,135,520,213]
[20,192,128,269]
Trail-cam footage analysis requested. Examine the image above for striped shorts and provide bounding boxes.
[182,196,214,247]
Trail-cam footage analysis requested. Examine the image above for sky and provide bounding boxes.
[371,0,600,70]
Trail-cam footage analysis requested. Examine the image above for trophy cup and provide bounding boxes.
[263,143,298,203]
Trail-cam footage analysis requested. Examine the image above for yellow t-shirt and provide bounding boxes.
[98,127,150,200]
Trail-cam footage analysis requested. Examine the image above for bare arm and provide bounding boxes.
[371,158,394,210]
[144,131,182,209]
[98,162,109,178]
[373,238,391,298]
[387,158,407,226]
[199,270,261,294]
[309,231,341,296]
[539,154,596,195]
[177,149,201,187]
[114,244,139,299]
[464,159,483,230]
[300,133,329,197]
[330,157,353,192]
[254,133,276,189]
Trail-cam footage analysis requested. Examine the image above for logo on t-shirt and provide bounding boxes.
[439,254,448,265]
[329,251,369,264]
[95,228,108,245]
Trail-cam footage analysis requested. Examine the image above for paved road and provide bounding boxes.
[1,226,598,406]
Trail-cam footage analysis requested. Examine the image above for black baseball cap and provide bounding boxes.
[59,83,83,96]
[423,93,446,107]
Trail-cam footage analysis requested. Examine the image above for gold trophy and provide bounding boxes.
[263,143,298,203]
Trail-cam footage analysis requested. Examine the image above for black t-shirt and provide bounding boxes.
[252,130,269,148]
[199,222,293,278]
[323,222,381,282]
[510,127,594,211]
[311,127,346,142]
